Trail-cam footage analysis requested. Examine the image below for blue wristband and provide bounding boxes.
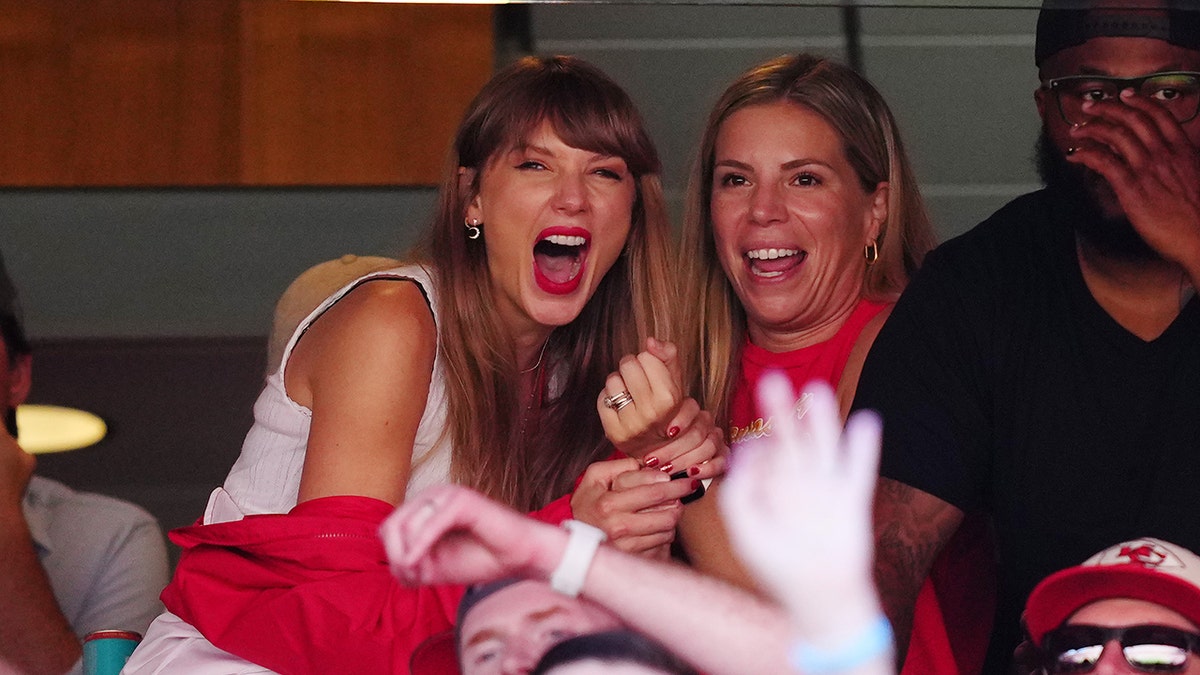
[788,615,893,674]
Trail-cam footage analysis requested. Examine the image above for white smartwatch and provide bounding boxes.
[549,519,607,597]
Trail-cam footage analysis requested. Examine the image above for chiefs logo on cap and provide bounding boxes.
[1098,539,1186,571]
[1118,543,1169,567]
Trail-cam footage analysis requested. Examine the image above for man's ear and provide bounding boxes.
[7,354,31,408]
[1034,86,1048,122]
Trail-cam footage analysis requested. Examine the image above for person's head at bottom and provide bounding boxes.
[1023,537,1200,674]
[411,578,624,675]
[530,630,698,675]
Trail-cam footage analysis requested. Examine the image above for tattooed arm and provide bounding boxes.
[872,477,963,664]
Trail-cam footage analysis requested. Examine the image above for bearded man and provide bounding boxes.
[853,1,1200,673]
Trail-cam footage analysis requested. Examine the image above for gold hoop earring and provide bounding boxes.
[465,218,482,241]
[864,240,879,266]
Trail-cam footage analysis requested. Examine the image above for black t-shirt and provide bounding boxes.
[853,189,1200,674]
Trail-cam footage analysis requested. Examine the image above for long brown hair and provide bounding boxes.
[679,53,937,422]
[419,55,674,511]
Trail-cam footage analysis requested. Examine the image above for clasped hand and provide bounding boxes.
[580,338,727,557]
[596,337,726,479]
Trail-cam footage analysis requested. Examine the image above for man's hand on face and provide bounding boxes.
[0,427,34,510]
[1066,90,1200,276]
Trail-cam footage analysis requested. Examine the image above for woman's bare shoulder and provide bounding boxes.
[287,279,438,409]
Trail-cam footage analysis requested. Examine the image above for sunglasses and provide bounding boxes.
[1040,624,1200,673]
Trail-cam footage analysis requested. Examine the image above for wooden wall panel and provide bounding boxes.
[0,1,242,185]
[0,4,69,185]
[238,3,492,185]
[0,0,492,187]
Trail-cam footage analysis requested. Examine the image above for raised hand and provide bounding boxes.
[1068,92,1200,282]
[718,374,882,635]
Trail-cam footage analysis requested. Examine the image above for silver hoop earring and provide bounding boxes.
[465,218,482,241]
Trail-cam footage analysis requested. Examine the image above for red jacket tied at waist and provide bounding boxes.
[162,491,575,674]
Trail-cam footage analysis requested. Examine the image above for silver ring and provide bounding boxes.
[603,391,634,411]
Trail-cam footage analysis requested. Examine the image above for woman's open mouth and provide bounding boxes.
[533,229,590,294]
[746,247,806,279]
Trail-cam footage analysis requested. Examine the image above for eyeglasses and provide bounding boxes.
[1040,624,1200,673]
[1043,71,1200,125]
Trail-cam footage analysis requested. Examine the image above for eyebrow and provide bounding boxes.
[513,143,620,165]
[514,143,555,157]
[528,606,569,623]
[463,606,570,649]
[465,627,504,649]
[714,158,834,172]
[1073,64,1188,77]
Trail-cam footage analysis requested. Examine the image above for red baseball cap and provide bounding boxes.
[1024,537,1200,645]
[410,630,460,675]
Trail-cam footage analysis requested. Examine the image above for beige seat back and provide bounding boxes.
[268,254,400,374]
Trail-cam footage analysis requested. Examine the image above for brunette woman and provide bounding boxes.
[124,55,717,674]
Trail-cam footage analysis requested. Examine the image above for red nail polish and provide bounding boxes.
[667,426,680,438]
[643,456,660,469]
[688,465,700,477]
[691,479,702,490]
[659,463,674,474]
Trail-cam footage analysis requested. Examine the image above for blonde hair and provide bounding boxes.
[418,56,675,511]
[679,53,937,420]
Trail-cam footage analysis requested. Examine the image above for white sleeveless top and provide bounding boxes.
[219,263,451,518]
[123,263,452,675]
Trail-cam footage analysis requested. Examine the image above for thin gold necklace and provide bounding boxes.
[518,337,550,374]
[519,354,546,441]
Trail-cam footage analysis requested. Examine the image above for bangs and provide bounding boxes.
[542,99,659,176]
[460,56,660,177]
[504,98,659,177]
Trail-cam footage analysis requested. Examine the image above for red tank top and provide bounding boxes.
[726,298,887,448]
[724,298,993,674]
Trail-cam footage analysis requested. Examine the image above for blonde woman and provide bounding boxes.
[592,53,935,582]
[667,54,984,675]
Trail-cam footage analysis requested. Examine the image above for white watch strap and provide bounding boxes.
[549,519,607,597]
